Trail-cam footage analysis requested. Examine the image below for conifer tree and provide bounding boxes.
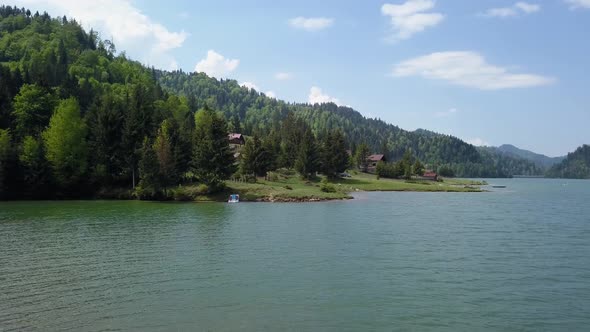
[295,128,319,179]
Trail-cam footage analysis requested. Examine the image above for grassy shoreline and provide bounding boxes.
[168,172,486,203]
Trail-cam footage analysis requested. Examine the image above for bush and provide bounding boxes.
[320,178,336,193]
[195,184,209,195]
[276,168,296,176]
[376,161,401,179]
[267,172,279,182]
[171,186,191,201]
[134,185,162,200]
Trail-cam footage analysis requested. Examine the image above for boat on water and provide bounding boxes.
[228,194,240,203]
[492,185,506,188]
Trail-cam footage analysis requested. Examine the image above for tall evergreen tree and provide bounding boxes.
[153,120,176,191]
[320,129,349,178]
[355,143,370,173]
[19,136,51,197]
[137,137,161,198]
[295,128,319,179]
[241,135,271,177]
[0,129,12,197]
[192,106,235,191]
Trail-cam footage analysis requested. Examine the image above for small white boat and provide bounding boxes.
[228,194,240,203]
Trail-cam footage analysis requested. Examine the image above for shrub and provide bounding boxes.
[267,172,279,182]
[376,161,402,179]
[134,185,162,200]
[195,184,209,195]
[320,178,336,193]
[171,186,190,201]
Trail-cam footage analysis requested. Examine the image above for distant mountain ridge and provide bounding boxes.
[546,145,590,179]
[490,144,564,169]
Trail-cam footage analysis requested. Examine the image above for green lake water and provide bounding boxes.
[1,179,589,331]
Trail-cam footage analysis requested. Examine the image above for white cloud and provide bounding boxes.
[393,51,555,90]
[565,0,590,9]
[12,0,188,69]
[240,82,276,99]
[308,86,342,106]
[483,2,540,18]
[485,7,518,17]
[275,72,293,80]
[435,108,458,117]
[239,82,259,90]
[288,17,334,31]
[195,50,239,78]
[381,0,444,41]
[515,2,541,13]
[467,138,490,147]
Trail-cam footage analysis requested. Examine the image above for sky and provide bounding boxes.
[10,0,590,156]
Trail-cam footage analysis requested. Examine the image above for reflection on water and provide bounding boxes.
[1,179,589,331]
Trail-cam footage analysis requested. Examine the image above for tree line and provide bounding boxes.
[0,6,548,200]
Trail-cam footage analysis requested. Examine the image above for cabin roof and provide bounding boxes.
[367,154,385,162]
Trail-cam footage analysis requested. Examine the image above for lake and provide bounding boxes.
[1,179,589,331]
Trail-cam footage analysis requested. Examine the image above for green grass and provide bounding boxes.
[211,172,483,202]
[331,172,483,193]
[133,172,484,202]
[225,175,350,202]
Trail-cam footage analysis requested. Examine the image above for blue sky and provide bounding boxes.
[12,0,590,156]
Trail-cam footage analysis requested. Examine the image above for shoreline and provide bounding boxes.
[1,174,488,203]
[178,173,487,203]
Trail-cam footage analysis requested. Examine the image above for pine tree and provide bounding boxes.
[413,160,425,176]
[320,130,350,178]
[355,143,370,172]
[295,128,319,179]
[400,149,414,180]
[241,135,271,177]
[153,120,176,191]
[137,137,160,198]
[0,129,12,198]
[19,136,51,198]
[192,106,235,191]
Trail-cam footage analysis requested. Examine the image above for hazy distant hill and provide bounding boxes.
[546,145,590,179]
[491,144,564,169]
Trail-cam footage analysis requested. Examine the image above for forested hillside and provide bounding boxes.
[0,6,193,198]
[156,71,542,177]
[0,6,547,200]
[546,145,590,179]
[485,144,564,169]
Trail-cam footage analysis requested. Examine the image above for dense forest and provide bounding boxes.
[0,7,578,200]
[482,144,564,169]
[546,145,590,179]
[155,72,542,178]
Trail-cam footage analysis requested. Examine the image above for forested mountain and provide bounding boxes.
[0,5,550,201]
[156,71,543,177]
[0,6,188,198]
[487,144,564,169]
[546,145,590,179]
